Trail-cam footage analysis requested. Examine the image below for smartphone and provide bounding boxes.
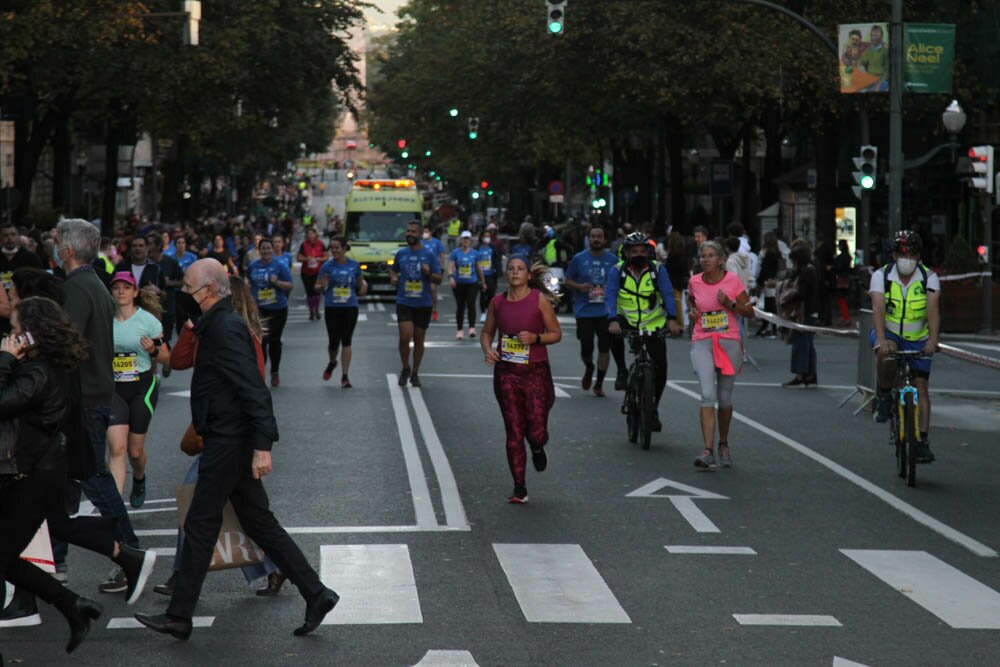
[17,331,37,349]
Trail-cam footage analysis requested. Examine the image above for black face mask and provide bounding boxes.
[175,290,203,325]
[405,235,419,246]
[629,255,648,270]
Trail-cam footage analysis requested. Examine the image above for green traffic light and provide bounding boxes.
[471,192,480,199]
[548,21,562,34]
[401,151,409,158]
[487,190,494,196]
[424,150,431,157]
[468,132,477,140]
[860,175,875,189]
[449,108,459,117]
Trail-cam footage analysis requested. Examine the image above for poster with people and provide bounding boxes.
[839,23,890,93]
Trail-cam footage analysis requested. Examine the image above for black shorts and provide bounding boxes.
[110,371,159,435]
[325,306,360,348]
[577,316,611,353]
[396,304,432,330]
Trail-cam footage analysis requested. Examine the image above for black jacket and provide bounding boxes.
[191,297,278,451]
[114,259,165,292]
[0,353,72,475]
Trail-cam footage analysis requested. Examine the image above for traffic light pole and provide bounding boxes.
[888,0,903,237]
[981,192,994,334]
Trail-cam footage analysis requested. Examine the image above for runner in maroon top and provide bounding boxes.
[296,227,328,321]
[480,255,562,504]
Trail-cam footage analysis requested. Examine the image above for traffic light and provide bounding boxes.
[424,150,432,157]
[851,145,878,200]
[978,244,989,263]
[468,117,479,140]
[401,150,409,159]
[969,146,994,194]
[480,180,489,189]
[546,1,566,35]
[448,108,459,118]
[471,191,480,200]
[397,139,406,149]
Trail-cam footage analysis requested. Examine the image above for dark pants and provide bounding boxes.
[577,317,611,364]
[167,439,322,619]
[480,274,498,313]
[0,469,76,609]
[790,316,817,376]
[452,282,478,329]
[77,406,138,548]
[261,308,289,374]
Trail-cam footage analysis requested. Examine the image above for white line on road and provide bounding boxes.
[135,525,468,537]
[367,302,376,312]
[151,547,177,557]
[667,381,998,558]
[321,544,422,624]
[388,374,437,530]
[126,507,176,516]
[841,549,1000,629]
[553,386,571,398]
[108,616,215,629]
[493,544,631,623]
[358,313,368,322]
[665,546,756,555]
[832,657,873,667]
[413,650,480,667]
[409,387,469,530]
[733,614,842,627]
[669,497,721,533]
[376,302,386,312]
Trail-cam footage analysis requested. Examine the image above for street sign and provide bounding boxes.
[626,477,729,533]
[548,194,564,204]
[547,180,564,195]
[709,160,734,197]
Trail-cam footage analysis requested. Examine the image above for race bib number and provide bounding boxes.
[307,258,319,268]
[333,286,351,303]
[0,271,12,290]
[478,259,492,272]
[500,335,530,364]
[589,285,606,304]
[701,310,729,332]
[113,353,140,382]
[405,280,423,299]
[458,264,472,277]
[257,287,277,305]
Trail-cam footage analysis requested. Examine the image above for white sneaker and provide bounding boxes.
[455,330,464,340]
[479,313,487,323]
[468,326,477,338]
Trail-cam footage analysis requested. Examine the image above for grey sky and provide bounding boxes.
[363,0,406,26]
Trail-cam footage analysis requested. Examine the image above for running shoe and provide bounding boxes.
[130,476,146,509]
[508,486,529,504]
[410,373,421,388]
[593,384,605,398]
[531,448,547,472]
[398,368,411,386]
[873,391,892,423]
[915,440,936,464]
[455,330,464,340]
[162,365,172,378]
[432,310,439,322]
[479,312,487,323]
[614,368,627,391]
[98,567,128,594]
[341,376,352,389]
[115,545,156,605]
[271,372,280,388]
[322,361,337,382]
[694,450,717,469]
[0,587,41,628]
[468,326,476,338]
[718,446,732,468]
[581,363,594,391]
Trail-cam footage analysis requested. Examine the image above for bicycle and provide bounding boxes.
[619,329,663,450]
[884,349,929,487]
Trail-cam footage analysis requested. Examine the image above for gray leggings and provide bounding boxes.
[690,338,740,408]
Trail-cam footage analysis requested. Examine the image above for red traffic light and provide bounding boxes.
[969,147,988,161]
[397,139,407,149]
[480,181,489,189]
[978,245,988,256]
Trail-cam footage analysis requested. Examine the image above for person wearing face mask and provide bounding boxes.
[422,225,446,322]
[869,230,940,464]
[477,230,501,324]
[605,233,684,433]
[389,220,443,388]
[564,227,618,396]
[781,239,819,388]
[248,238,294,388]
[0,222,42,335]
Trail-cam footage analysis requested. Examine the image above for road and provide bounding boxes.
[3,277,1000,666]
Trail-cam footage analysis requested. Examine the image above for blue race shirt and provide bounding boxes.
[511,243,534,258]
[394,245,440,307]
[319,258,362,308]
[449,247,480,284]
[477,245,498,276]
[177,251,197,273]
[164,244,176,258]
[274,252,293,271]
[248,259,293,310]
[424,236,445,259]
[566,249,620,318]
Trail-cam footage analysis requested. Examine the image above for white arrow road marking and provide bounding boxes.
[833,658,873,667]
[412,651,480,667]
[627,478,728,533]
[553,386,571,398]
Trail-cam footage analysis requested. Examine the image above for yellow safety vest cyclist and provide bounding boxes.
[869,229,941,464]
[605,232,683,432]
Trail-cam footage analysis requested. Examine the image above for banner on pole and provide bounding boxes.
[903,24,955,94]
[838,23,890,94]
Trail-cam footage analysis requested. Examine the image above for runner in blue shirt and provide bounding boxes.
[448,231,486,339]
[248,238,294,387]
[422,225,447,322]
[564,227,619,396]
[173,236,198,273]
[316,236,367,387]
[271,234,294,271]
[477,229,501,324]
[389,220,442,388]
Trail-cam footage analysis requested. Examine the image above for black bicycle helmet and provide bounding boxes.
[893,230,922,255]
[623,231,649,247]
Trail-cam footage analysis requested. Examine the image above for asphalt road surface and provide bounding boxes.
[3,279,1000,666]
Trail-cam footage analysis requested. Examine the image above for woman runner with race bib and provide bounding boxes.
[316,237,367,387]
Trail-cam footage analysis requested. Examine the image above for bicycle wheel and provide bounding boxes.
[639,366,655,450]
[625,370,639,444]
[902,392,918,487]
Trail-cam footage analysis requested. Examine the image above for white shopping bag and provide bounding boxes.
[19,520,56,574]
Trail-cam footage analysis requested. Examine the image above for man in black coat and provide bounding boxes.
[114,235,165,293]
[134,258,337,640]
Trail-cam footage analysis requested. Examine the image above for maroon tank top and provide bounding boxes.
[492,289,548,364]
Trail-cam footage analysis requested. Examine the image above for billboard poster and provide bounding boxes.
[839,23,890,94]
[903,24,956,94]
[835,207,858,261]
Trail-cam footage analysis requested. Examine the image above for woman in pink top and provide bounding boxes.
[480,255,562,504]
[686,240,754,469]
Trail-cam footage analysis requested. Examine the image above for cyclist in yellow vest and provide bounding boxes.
[447,217,461,251]
[869,230,940,463]
[606,232,683,431]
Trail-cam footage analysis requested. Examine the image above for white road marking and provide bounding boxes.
[627,478,728,533]
[358,313,368,322]
[665,546,756,555]
[367,302,376,312]
[136,525,469,537]
[392,313,398,321]
[409,387,469,531]
[151,547,176,557]
[733,614,842,627]
[387,374,437,530]
[167,390,191,398]
[493,544,631,624]
[667,381,998,558]
[376,302,386,311]
[413,650,480,666]
[126,507,176,515]
[833,657,873,667]
[553,386,571,398]
[108,616,214,629]
[841,549,1000,629]
[320,544,422,624]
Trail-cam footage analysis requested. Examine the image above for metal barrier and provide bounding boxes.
[838,309,877,414]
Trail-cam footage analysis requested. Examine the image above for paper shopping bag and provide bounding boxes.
[175,484,265,571]
[20,520,56,574]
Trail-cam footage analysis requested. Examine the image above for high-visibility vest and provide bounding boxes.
[543,239,558,265]
[97,253,114,276]
[447,219,461,238]
[303,214,314,227]
[883,262,930,341]
[615,260,666,331]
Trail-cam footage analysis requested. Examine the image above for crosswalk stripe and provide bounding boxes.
[320,544,422,624]
[841,549,1000,629]
[413,650,480,666]
[665,546,756,555]
[493,544,631,623]
[108,616,214,629]
[733,614,841,626]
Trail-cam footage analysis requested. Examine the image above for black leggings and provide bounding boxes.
[261,307,288,373]
[480,274,498,313]
[577,316,611,364]
[453,282,479,329]
[324,307,359,352]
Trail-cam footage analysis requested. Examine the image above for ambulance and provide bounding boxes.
[344,179,423,298]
